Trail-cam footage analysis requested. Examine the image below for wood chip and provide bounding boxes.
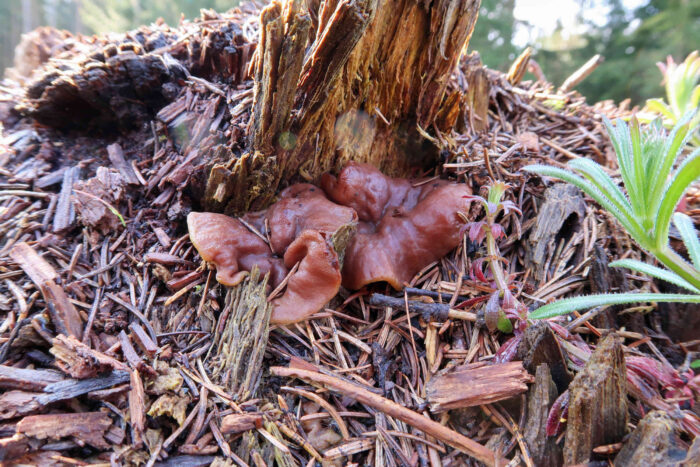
[10,242,83,339]
[107,143,140,185]
[426,361,534,411]
[17,412,113,449]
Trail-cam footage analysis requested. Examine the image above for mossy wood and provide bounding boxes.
[205,0,481,214]
[206,267,271,401]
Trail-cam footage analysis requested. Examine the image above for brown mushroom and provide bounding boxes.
[188,187,352,324]
[322,162,472,290]
[244,183,357,254]
[270,230,342,324]
[187,212,287,287]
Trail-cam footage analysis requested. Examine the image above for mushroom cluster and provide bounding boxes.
[188,163,472,324]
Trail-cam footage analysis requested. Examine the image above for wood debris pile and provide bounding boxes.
[0,2,698,466]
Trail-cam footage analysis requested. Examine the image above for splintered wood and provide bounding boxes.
[17,412,115,449]
[426,361,534,411]
[207,0,482,213]
[564,334,628,465]
[206,267,272,400]
[9,242,83,339]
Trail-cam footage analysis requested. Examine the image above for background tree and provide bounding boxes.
[468,0,519,70]
[1,0,698,107]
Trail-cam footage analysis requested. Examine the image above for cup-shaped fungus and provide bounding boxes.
[270,230,341,324]
[322,162,472,290]
[187,212,287,287]
[244,184,357,254]
[188,162,471,323]
[188,185,354,324]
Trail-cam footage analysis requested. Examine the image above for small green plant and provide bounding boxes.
[524,114,700,319]
[644,51,700,147]
[464,182,526,333]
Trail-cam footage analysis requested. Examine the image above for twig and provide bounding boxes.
[270,366,502,466]
[369,294,476,322]
[560,55,603,93]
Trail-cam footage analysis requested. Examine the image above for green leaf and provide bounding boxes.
[656,148,700,247]
[691,359,700,369]
[567,158,631,215]
[673,212,700,269]
[645,98,676,122]
[610,258,700,293]
[629,117,649,223]
[529,293,700,320]
[648,115,694,225]
[497,311,513,333]
[605,118,641,218]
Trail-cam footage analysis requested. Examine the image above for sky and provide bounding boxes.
[512,0,648,46]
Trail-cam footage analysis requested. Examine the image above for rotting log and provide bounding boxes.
[563,333,628,465]
[205,0,481,213]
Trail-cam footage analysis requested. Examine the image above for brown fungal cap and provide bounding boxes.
[188,162,471,324]
[247,183,357,254]
[322,163,472,290]
[187,212,286,287]
[270,230,341,325]
[321,162,414,222]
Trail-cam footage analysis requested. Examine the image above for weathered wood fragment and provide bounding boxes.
[525,183,585,283]
[36,370,130,405]
[464,53,490,133]
[50,334,128,378]
[0,390,43,420]
[129,369,146,448]
[0,365,65,391]
[220,413,264,435]
[516,322,571,392]
[614,410,687,467]
[128,323,158,357]
[506,47,532,85]
[563,333,628,465]
[16,412,113,449]
[153,455,217,467]
[118,330,156,376]
[522,364,562,467]
[206,267,272,400]
[425,361,533,411]
[10,242,83,339]
[52,166,80,232]
[107,143,140,185]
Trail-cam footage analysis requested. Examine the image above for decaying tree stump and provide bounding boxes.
[205,0,481,213]
[563,333,628,465]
